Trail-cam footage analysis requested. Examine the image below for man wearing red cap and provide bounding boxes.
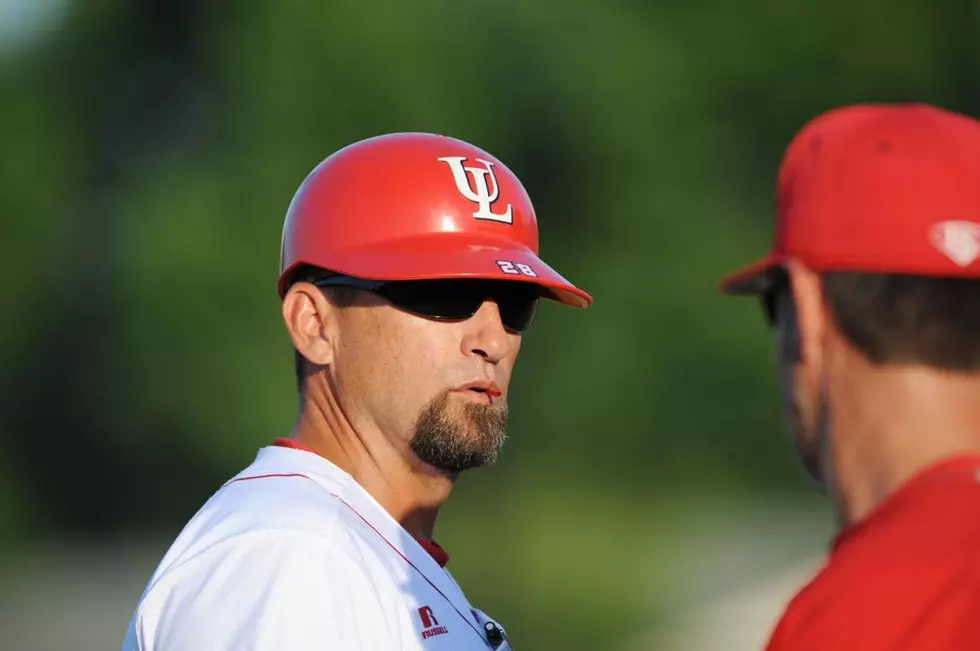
[120,133,591,650]
[722,103,980,650]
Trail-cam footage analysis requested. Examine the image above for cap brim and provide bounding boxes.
[719,253,783,295]
[292,233,592,308]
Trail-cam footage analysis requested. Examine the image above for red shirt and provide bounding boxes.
[766,455,980,651]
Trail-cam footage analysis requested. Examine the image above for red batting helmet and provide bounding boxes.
[277,133,591,308]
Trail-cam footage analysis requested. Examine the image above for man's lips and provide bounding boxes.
[456,380,502,399]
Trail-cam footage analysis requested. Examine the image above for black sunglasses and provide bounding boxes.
[760,268,790,327]
[311,275,540,332]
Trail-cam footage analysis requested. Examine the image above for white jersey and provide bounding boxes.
[120,441,512,650]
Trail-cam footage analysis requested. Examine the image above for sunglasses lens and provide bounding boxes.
[761,293,776,326]
[495,289,539,331]
[380,282,482,320]
[379,281,539,332]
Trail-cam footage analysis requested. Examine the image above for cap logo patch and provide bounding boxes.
[930,220,980,267]
[438,156,514,225]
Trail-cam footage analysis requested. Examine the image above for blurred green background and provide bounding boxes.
[2,1,978,649]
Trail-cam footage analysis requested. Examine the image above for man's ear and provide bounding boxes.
[785,258,828,368]
[282,282,336,368]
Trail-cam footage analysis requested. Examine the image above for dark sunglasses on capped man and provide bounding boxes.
[760,267,791,327]
[311,275,540,333]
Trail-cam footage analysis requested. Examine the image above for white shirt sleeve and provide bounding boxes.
[128,530,407,651]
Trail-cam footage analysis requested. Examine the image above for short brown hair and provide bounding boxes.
[821,272,980,372]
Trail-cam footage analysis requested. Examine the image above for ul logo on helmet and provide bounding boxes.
[438,156,514,225]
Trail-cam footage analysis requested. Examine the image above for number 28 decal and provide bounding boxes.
[496,260,538,277]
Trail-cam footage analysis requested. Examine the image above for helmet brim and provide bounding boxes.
[279,232,592,308]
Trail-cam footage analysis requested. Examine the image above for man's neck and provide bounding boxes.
[828,364,980,527]
[290,391,454,540]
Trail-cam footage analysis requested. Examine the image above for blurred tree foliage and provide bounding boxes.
[2,0,977,647]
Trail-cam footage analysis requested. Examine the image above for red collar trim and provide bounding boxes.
[273,437,318,454]
[272,437,451,568]
[416,538,450,568]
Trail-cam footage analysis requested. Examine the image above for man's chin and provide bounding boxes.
[798,454,825,489]
[414,447,498,476]
[793,430,831,490]
[410,429,504,475]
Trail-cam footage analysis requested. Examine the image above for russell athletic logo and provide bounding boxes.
[418,605,449,640]
[438,156,514,224]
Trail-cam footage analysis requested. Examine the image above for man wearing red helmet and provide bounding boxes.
[722,103,980,650]
[120,133,591,651]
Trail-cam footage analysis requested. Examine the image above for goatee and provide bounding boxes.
[410,390,508,474]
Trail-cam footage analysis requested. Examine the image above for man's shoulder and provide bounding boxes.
[767,543,980,650]
[126,459,412,650]
[209,462,351,534]
[126,525,411,651]
[147,448,394,581]
[123,446,503,651]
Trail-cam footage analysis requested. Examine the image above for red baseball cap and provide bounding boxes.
[720,103,980,295]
